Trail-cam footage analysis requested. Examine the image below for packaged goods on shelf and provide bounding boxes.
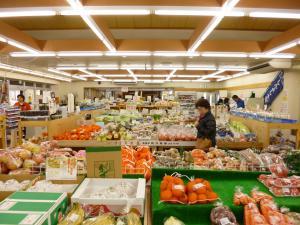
[122,145,153,181]
[71,178,146,216]
[210,204,238,225]
[158,125,197,141]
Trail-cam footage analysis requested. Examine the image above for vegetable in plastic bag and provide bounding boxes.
[82,213,115,225]
[116,212,142,225]
[164,216,185,225]
[210,203,239,225]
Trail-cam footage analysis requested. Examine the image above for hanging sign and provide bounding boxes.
[263,70,284,107]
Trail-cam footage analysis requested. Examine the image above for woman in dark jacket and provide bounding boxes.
[195,98,216,150]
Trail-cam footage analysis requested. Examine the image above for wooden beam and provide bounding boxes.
[85,0,220,7]
[237,0,300,9]
[199,40,263,52]
[0,20,41,51]
[92,16,116,49]
[188,17,213,50]
[263,24,300,52]
[42,40,107,51]
[0,0,67,7]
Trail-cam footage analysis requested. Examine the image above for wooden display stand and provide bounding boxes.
[18,114,83,143]
[0,115,6,148]
[230,115,300,148]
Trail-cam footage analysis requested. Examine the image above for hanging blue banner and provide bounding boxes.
[263,70,284,107]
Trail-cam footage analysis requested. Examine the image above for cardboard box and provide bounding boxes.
[72,178,146,216]
[3,191,68,225]
[86,146,122,178]
[0,174,39,202]
[0,212,48,225]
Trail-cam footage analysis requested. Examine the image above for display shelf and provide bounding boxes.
[230,115,300,148]
[151,168,300,225]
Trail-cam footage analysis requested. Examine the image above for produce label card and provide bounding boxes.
[46,156,77,180]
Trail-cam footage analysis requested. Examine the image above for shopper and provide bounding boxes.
[232,95,245,108]
[14,94,31,111]
[195,98,216,151]
[224,97,230,111]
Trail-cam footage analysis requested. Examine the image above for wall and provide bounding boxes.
[52,81,222,102]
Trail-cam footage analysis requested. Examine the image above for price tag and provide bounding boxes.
[46,156,77,180]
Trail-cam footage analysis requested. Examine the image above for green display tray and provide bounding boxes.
[151,168,300,225]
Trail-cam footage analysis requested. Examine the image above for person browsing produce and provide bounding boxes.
[14,94,31,111]
[195,98,216,151]
[232,95,245,109]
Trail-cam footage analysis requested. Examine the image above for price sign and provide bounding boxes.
[46,156,77,180]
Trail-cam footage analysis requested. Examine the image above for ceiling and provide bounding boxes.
[0,0,299,83]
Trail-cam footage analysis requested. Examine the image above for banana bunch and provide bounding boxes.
[82,213,115,225]
[58,203,85,225]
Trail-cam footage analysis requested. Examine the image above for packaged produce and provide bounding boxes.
[210,204,238,225]
[122,145,154,181]
[160,173,218,205]
[283,151,300,173]
[284,212,300,225]
[58,203,84,225]
[233,187,255,206]
[244,203,269,225]
[53,125,100,140]
[82,213,115,225]
[116,211,142,225]
[0,179,31,191]
[250,188,273,203]
[269,163,289,178]
[158,125,196,141]
[239,149,264,169]
[164,216,185,225]
[153,148,191,169]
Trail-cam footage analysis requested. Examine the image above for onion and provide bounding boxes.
[0,162,8,174]
[23,159,37,169]
[32,153,45,164]
[18,149,32,160]
[6,155,22,170]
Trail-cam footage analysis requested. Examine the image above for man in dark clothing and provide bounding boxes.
[195,98,216,150]
[232,95,245,108]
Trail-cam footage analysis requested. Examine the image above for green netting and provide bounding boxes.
[151,168,300,225]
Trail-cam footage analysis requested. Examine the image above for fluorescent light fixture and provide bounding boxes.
[57,51,103,57]
[155,9,244,17]
[202,52,247,58]
[61,9,150,15]
[143,80,165,84]
[166,69,177,81]
[79,69,106,80]
[217,77,232,82]
[48,68,72,77]
[88,65,119,70]
[0,63,71,82]
[0,10,56,17]
[105,51,151,57]
[0,36,7,42]
[127,69,138,81]
[7,39,40,54]
[200,70,225,80]
[218,65,248,71]
[10,52,56,57]
[185,65,217,71]
[66,0,116,51]
[154,65,184,70]
[153,51,200,57]
[249,53,296,59]
[249,12,300,19]
[72,75,87,81]
[264,39,299,54]
[56,67,87,70]
[232,71,250,78]
[120,64,152,70]
[188,0,240,52]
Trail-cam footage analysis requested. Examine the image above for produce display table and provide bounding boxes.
[230,115,300,148]
[151,168,300,225]
[216,140,263,150]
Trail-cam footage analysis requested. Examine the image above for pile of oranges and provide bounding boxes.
[160,175,218,204]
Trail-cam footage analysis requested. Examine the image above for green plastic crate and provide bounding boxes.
[151,168,300,225]
[0,192,68,225]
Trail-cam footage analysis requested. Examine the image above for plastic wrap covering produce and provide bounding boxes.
[153,148,192,169]
[58,203,85,225]
[158,125,197,141]
[53,125,101,140]
[159,173,218,205]
[164,216,185,225]
[95,123,134,141]
[27,180,78,193]
[122,145,153,181]
[210,204,239,225]
[283,151,300,173]
[0,179,31,191]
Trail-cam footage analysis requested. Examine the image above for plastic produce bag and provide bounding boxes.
[210,202,239,225]
[82,213,115,225]
[164,216,185,225]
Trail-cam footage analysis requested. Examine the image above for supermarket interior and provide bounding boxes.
[1,0,300,224]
